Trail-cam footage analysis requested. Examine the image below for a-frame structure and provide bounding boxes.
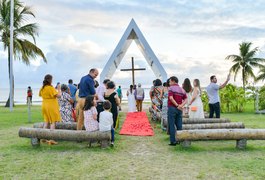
[100,19,167,83]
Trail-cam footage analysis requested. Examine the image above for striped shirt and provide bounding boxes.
[168,84,187,107]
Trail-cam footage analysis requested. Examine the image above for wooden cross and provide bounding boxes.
[120,57,146,86]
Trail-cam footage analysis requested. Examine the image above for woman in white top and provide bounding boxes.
[189,79,204,119]
[127,85,136,112]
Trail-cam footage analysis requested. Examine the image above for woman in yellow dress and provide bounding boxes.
[39,74,61,144]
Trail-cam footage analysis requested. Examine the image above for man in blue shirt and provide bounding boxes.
[76,68,99,130]
[68,79,77,107]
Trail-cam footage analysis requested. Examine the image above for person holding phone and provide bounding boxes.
[206,73,230,118]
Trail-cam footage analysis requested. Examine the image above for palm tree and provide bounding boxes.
[256,67,265,82]
[225,41,265,92]
[0,0,47,107]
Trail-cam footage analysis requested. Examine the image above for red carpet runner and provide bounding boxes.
[119,112,154,136]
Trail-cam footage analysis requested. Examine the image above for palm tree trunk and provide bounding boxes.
[242,68,246,98]
[5,47,15,107]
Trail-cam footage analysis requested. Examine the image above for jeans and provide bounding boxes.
[111,128,115,142]
[209,102,220,118]
[168,106,183,143]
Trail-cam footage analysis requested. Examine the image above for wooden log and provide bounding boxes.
[33,122,83,130]
[182,122,244,130]
[176,129,265,149]
[176,129,265,141]
[19,127,111,147]
[182,118,230,124]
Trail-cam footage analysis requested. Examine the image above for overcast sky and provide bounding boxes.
[1,0,265,89]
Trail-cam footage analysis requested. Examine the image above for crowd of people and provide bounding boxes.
[39,68,120,146]
[149,74,230,146]
[38,67,230,146]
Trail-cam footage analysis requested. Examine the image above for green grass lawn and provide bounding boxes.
[1,104,265,179]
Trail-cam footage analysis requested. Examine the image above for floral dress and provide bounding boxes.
[161,90,168,129]
[84,106,99,132]
[58,92,74,123]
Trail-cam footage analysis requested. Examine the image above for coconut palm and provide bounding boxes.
[0,0,47,107]
[225,41,265,92]
[256,67,265,82]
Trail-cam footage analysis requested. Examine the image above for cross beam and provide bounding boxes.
[120,57,146,86]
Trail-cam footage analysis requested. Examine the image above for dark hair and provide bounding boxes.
[42,74,52,90]
[163,79,169,87]
[61,84,68,91]
[170,76,178,83]
[194,79,201,92]
[28,86,31,89]
[182,78,192,93]
[106,81,115,89]
[130,85,133,93]
[153,80,156,85]
[103,100,112,110]
[210,75,216,81]
[103,79,110,84]
[68,79,73,84]
[118,86,121,88]
[94,80,99,88]
[154,79,162,86]
[83,95,95,110]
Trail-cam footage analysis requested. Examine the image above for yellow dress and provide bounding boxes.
[39,85,61,123]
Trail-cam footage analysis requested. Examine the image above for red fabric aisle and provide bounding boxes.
[119,112,154,136]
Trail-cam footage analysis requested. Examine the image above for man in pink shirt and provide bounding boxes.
[168,76,187,146]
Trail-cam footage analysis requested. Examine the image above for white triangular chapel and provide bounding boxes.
[100,19,167,83]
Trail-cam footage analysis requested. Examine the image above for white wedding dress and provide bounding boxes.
[127,90,136,112]
[189,88,204,119]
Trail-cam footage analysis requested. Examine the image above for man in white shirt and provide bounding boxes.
[96,79,110,120]
[206,74,230,118]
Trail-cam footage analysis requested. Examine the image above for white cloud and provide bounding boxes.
[1,0,265,90]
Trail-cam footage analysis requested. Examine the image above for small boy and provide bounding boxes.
[99,100,115,146]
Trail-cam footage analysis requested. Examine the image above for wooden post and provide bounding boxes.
[132,57,135,86]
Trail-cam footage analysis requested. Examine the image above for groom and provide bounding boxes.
[134,83,145,112]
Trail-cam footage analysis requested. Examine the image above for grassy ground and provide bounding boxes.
[1,103,265,179]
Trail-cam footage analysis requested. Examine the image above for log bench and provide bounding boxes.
[33,122,82,130]
[19,127,111,148]
[176,129,265,149]
[182,122,244,130]
[182,118,230,124]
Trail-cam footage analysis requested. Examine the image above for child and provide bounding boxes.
[83,95,99,132]
[99,100,115,146]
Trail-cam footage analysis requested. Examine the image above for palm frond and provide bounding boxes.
[14,39,47,65]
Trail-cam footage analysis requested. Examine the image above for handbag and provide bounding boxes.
[190,106,198,111]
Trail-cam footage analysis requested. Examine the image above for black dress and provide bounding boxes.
[104,92,118,128]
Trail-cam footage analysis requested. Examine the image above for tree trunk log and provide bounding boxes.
[33,122,84,130]
[19,127,111,142]
[183,122,244,130]
[176,129,265,141]
[182,118,230,124]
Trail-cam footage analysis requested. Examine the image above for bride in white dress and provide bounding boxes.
[189,79,204,119]
[127,85,136,112]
